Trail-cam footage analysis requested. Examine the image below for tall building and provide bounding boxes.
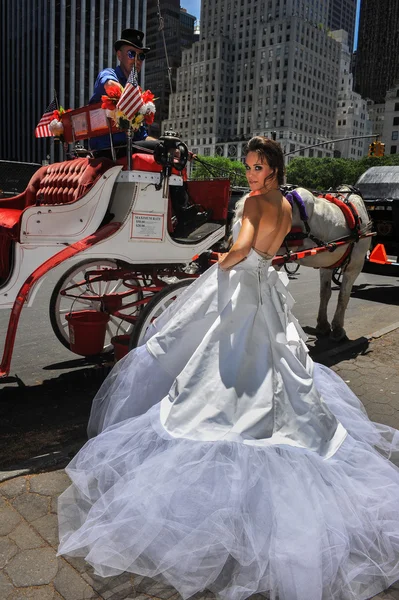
[355,0,399,103]
[165,0,340,161]
[331,30,371,159]
[327,0,357,52]
[145,1,196,136]
[382,83,399,155]
[0,0,146,164]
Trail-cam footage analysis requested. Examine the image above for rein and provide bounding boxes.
[281,188,366,269]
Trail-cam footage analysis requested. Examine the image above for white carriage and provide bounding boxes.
[0,104,230,377]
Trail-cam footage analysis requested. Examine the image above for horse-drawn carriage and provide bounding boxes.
[0,104,375,378]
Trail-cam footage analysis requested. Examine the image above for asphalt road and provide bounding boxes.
[0,262,398,389]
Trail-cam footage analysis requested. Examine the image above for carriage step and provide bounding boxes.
[173,222,223,244]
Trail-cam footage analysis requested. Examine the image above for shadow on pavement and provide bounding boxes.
[316,338,371,368]
[0,365,111,470]
[42,355,108,370]
[305,326,371,367]
[350,282,399,305]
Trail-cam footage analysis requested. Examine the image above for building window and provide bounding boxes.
[203,147,211,156]
[394,117,399,126]
[391,146,397,154]
[392,132,399,141]
[395,103,399,112]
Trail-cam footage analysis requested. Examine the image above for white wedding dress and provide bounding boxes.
[58,217,399,600]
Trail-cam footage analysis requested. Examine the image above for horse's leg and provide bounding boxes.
[330,266,359,341]
[331,237,370,341]
[316,268,332,335]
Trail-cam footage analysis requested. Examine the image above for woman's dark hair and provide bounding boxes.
[244,136,285,186]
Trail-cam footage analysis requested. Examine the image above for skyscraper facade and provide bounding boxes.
[331,30,371,159]
[145,1,196,136]
[355,0,399,103]
[165,0,341,160]
[327,0,357,52]
[0,0,146,164]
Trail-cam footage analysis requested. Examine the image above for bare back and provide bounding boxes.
[251,191,292,257]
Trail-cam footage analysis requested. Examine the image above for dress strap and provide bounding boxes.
[253,247,274,260]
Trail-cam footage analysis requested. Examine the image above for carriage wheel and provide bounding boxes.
[49,259,143,353]
[332,266,344,286]
[283,261,300,275]
[129,279,194,350]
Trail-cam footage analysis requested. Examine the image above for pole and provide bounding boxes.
[284,134,381,157]
[126,126,132,170]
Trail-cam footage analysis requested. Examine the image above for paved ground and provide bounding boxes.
[1,326,399,599]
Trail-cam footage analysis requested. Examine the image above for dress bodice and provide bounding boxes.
[232,218,274,272]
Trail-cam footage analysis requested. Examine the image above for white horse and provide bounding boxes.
[234,185,372,341]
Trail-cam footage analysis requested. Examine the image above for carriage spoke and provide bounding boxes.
[109,280,125,294]
[108,315,121,328]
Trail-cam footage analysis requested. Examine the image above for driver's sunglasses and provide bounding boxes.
[127,49,146,61]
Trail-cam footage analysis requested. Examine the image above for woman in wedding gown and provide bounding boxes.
[58,137,399,600]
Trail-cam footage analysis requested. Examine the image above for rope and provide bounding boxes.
[157,0,173,94]
[192,155,244,185]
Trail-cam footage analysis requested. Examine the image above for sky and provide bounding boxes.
[353,0,361,51]
[182,0,200,20]
[182,0,361,50]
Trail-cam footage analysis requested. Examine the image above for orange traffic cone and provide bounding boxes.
[369,243,388,264]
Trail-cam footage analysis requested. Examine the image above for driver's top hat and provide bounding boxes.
[114,28,150,53]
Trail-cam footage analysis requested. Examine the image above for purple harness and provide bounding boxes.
[285,189,309,222]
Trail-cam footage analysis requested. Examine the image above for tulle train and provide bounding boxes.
[58,362,399,600]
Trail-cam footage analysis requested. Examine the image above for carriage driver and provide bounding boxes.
[89,28,157,158]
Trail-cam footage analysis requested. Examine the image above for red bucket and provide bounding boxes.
[111,334,130,361]
[66,310,110,356]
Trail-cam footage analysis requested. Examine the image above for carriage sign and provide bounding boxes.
[130,212,165,241]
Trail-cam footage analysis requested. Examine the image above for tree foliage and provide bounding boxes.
[190,155,247,187]
[286,155,399,191]
[189,153,399,192]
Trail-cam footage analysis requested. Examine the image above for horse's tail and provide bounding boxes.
[336,184,373,236]
[359,220,373,236]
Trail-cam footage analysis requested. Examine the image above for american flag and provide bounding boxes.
[116,68,143,121]
[35,98,58,138]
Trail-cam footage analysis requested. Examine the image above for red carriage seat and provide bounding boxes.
[0,157,113,280]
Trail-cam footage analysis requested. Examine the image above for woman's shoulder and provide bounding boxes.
[243,195,263,219]
[246,190,283,210]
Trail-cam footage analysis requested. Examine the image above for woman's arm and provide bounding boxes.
[219,198,260,270]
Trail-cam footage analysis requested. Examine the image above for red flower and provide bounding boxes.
[104,81,123,99]
[144,112,155,125]
[142,90,155,104]
[101,95,117,110]
[53,110,61,120]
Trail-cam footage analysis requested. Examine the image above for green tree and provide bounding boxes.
[190,155,247,187]
[286,155,399,190]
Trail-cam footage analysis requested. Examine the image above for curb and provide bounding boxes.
[312,321,399,363]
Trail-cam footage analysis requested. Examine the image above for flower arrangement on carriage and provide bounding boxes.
[46,68,156,139]
[100,70,156,131]
[48,107,68,137]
